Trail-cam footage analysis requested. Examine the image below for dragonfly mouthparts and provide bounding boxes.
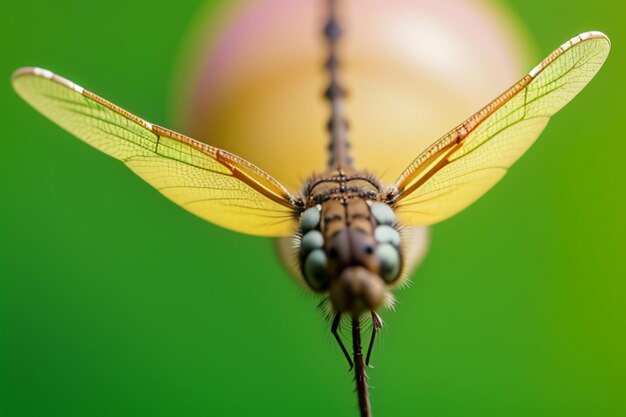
[330,266,386,315]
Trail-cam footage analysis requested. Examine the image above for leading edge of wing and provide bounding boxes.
[12,67,302,236]
[391,31,610,202]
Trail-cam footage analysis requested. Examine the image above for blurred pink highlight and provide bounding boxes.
[176,0,530,189]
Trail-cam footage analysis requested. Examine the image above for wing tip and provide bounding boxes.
[567,31,611,49]
[529,31,610,78]
[579,31,610,45]
[11,66,85,94]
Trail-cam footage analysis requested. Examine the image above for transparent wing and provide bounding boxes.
[12,67,301,237]
[391,32,610,226]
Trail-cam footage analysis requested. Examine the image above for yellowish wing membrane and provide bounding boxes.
[391,32,610,226]
[12,68,299,237]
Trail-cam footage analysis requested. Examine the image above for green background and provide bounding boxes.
[1,1,624,416]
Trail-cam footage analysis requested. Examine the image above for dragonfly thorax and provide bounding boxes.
[297,172,403,315]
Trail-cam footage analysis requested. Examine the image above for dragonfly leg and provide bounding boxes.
[366,311,383,367]
[331,312,354,370]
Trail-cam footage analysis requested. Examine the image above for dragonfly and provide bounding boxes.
[12,1,610,415]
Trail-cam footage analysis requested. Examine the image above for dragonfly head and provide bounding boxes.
[297,199,403,316]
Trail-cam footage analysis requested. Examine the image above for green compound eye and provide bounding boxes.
[300,206,321,231]
[374,225,400,246]
[301,230,324,254]
[369,202,395,225]
[376,243,400,283]
[304,249,329,290]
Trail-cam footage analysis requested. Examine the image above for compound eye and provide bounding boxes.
[374,225,400,246]
[369,202,395,225]
[376,243,401,283]
[299,229,328,291]
[300,206,321,231]
[372,223,402,283]
[303,249,329,290]
[301,230,324,253]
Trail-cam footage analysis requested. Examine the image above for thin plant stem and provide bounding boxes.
[352,317,372,417]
